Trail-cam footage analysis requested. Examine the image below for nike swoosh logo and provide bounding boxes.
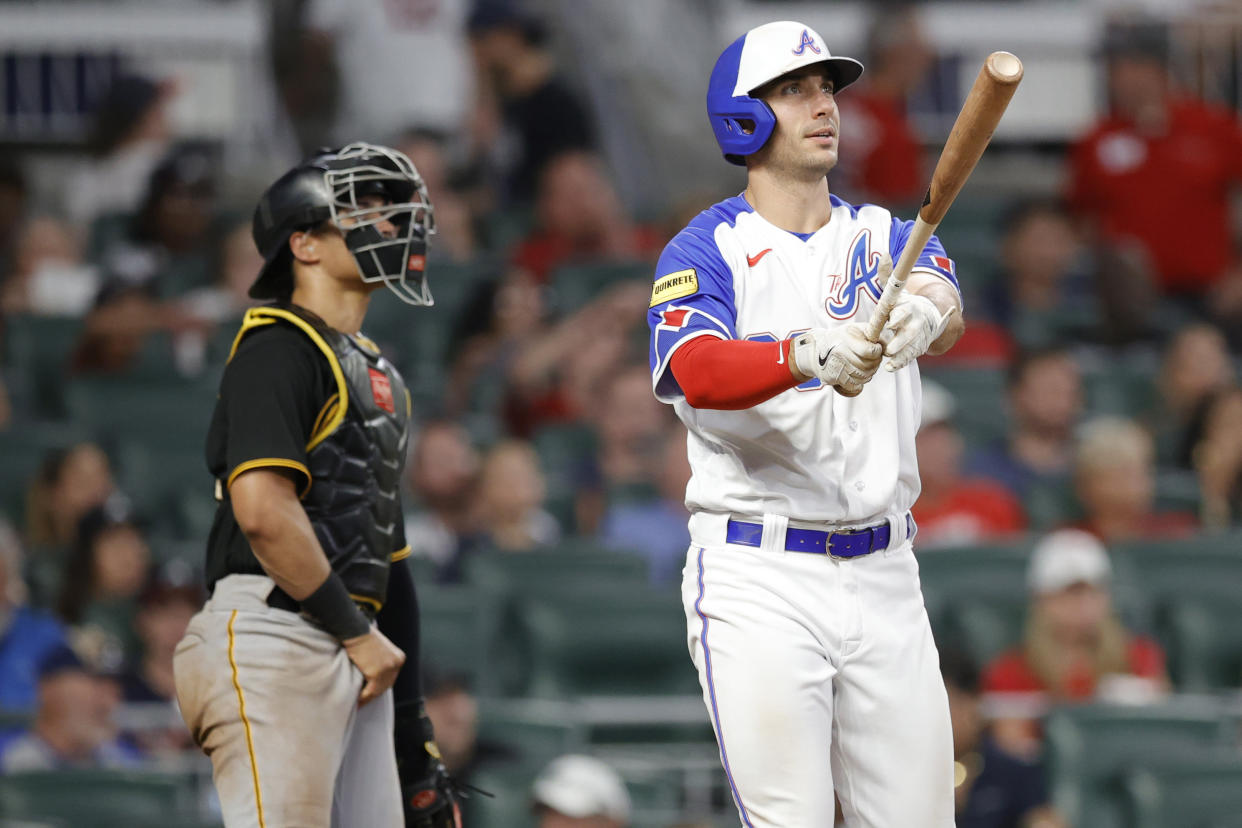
[818,346,832,368]
[746,248,773,267]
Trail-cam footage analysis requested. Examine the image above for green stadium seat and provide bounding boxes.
[1162,593,1242,691]
[1044,701,1237,828]
[1021,477,1079,532]
[363,259,500,370]
[462,543,649,598]
[0,769,201,828]
[418,582,513,697]
[63,377,215,450]
[483,207,535,253]
[915,541,1032,643]
[1082,361,1158,418]
[1153,470,1201,514]
[1,314,85,417]
[476,704,589,766]
[114,440,211,528]
[1123,756,1242,828]
[917,367,1009,451]
[1113,535,1242,607]
[548,261,651,315]
[463,763,539,828]
[517,587,697,698]
[532,425,598,532]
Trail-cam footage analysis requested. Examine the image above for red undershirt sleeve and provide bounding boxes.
[669,335,801,410]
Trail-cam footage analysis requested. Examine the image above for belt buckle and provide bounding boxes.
[826,526,874,560]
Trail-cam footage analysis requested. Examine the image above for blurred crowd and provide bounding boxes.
[0,1,1241,826]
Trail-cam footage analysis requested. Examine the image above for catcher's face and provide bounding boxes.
[313,193,399,288]
[754,68,840,178]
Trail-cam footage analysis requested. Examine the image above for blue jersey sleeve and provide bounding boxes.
[889,216,961,301]
[647,227,737,402]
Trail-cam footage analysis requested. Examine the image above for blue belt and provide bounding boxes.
[725,514,915,559]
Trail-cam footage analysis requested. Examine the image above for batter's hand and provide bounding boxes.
[878,293,953,372]
[791,325,883,396]
[343,626,405,707]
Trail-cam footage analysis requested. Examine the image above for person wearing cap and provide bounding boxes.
[651,19,964,827]
[982,530,1168,755]
[1068,20,1242,328]
[531,754,631,828]
[0,644,141,772]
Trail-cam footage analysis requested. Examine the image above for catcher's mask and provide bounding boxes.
[251,142,437,306]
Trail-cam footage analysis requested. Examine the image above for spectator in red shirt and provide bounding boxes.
[983,530,1168,755]
[911,381,1025,548]
[510,151,663,283]
[1068,22,1242,323]
[1071,416,1197,543]
[832,4,932,206]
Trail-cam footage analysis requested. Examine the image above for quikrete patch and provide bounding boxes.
[650,269,699,306]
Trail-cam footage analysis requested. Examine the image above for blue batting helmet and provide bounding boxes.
[707,21,864,166]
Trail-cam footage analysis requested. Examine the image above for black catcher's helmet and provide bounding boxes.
[250,142,436,305]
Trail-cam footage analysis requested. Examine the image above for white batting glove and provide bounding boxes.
[791,325,883,397]
[878,293,954,372]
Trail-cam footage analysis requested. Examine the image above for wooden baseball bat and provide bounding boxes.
[864,51,1024,342]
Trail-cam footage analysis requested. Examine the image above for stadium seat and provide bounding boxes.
[1113,535,1242,608]
[1044,701,1238,828]
[418,582,513,697]
[63,377,215,450]
[1153,469,1202,514]
[1,315,85,418]
[548,261,650,315]
[1161,593,1242,691]
[1122,756,1242,828]
[464,763,539,828]
[476,703,589,766]
[532,424,599,531]
[516,587,697,698]
[114,440,211,530]
[0,769,201,828]
[916,367,1009,450]
[915,541,1032,646]
[363,259,500,369]
[462,542,649,598]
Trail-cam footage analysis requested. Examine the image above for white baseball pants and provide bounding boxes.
[681,513,955,827]
[174,575,403,828]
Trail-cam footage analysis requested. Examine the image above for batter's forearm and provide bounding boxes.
[908,275,964,355]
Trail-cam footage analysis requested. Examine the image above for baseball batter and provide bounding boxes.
[649,22,964,826]
[173,143,458,827]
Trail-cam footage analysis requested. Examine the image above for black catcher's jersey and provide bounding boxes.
[203,304,411,610]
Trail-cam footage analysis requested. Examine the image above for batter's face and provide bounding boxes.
[753,68,840,178]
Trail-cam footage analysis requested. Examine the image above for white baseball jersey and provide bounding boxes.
[648,193,959,525]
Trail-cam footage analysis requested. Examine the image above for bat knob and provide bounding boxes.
[986,51,1024,84]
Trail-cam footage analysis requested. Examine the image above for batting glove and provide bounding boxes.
[878,293,954,372]
[791,325,883,397]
